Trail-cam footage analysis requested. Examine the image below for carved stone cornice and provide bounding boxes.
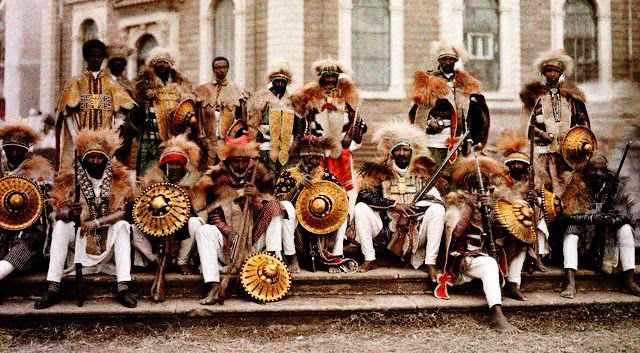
[112,0,183,10]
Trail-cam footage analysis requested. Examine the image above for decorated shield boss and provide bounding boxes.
[241,252,291,302]
[133,183,191,237]
[170,99,198,136]
[295,181,348,235]
[541,188,563,225]
[561,126,597,171]
[0,176,44,231]
[492,199,537,244]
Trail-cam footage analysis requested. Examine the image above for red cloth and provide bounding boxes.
[323,148,353,191]
[159,152,188,167]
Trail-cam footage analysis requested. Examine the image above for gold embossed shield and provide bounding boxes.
[0,176,44,231]
[241,252,291,302]
[295,181,348,235]
[561,126,597,171]
[132,183,191,237]
[492,199,537,244]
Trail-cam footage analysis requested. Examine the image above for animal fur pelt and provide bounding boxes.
[51,160,137,222]
[358,156,437,191]
[198,161,275,209]
[290,76,360,117]
[560,172,593,215]
[135,65,192,103]
[372,120,432,160]
[0,123,41,147]
[497,128,528,158]
[519,81,586,111]
[75,128,122,159]
[411,70,481,106]
[12,155,54,182]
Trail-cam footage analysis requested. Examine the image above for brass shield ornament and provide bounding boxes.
[0,176,44,231]
[170,99,198,136]
[295,181,348,235]
[241,252,291,302]
[541,188,563,225]
[132,183,191,237]
[561,126,597,171]
[492,199,537,244]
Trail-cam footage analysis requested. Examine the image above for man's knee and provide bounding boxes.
[354,202,372,218]
[426,204,445,218]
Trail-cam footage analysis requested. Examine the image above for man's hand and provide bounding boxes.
[80,220,99,237]
[244,183,257,197]
[478,194,491,208]
[300,174,314,189]
[538,131,554,145]
[393,204,414,217]
[426,119,444,134]
[526,190,539,206]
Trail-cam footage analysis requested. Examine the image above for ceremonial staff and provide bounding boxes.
[73,152,84,307]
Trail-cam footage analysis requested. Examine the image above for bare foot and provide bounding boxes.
[180,264,194,275]
[536,261,548,273]
[625,280,640,296]
[560,282,576,299]
[288,255,301,274]
[200,283,222,305]
[491,305,519,333]
[503,281,528,301]
[357,260,378,273]
[425,264,440,283]
[328,267,340,274]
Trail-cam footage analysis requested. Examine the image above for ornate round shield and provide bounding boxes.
[241,252,291,302]
[132,183,191,237]
[492,199,537,244]
[295,181,349,235]
[170,99,198,135]
[541,188,563,225]
[0,176,44,231]
[561,126,597,171]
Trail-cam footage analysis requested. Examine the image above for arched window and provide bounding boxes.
[136,34,158,73]
[352,0,390,92]
[463,0,499,91]
[213,0,235,79]
[564,0,598,83]
[80,19,99,43]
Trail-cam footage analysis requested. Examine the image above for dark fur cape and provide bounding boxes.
[290,77,360,117]
[519,81,586,111]
[134,66,192,102]
[411,70,481,106]
[358,156,437,190]
[197,162,275,209]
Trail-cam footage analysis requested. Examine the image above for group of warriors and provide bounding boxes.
[0,38,637,333]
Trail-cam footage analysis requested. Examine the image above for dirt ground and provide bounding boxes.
[2,304,640,353]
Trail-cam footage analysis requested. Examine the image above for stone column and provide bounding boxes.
[267,0,304,91]
[39,0,60,115]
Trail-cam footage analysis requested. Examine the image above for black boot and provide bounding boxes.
[34,282,62,309]
[115,282,137,308]
[624,269,640,296]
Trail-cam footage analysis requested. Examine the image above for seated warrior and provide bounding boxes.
[133,134,205,275]
[0,124,54,287]
[247,59,301,177]
[354,122,445,276]
[560,154,640,298]
[35,128,137,309]
[274,138,351,273]
[442,155,518,332]
[195,135,298,305]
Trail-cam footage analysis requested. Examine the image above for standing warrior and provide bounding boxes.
[0,124,53,285]
[55,39,136,170]
[196,56,248,165]
[560,154,639,298]
[519,49,590,194]
[290,59,366,196]
[247,59,300,176]
[353,122,445,275]
[195,135,298,304]
[134,47,194,176]
[441,155,518,332]
[133,134,205,275]
[35,128,137,309]
[274,138,350,272]
[409,42,487,162]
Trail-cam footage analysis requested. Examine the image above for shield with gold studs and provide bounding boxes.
[295,181,349,235]
[541,188,563,225]
[0,176,44,231]
[241,252,291,302]
[170,99,198,136]
[492,199,537,244]
[561,126,597,171]
[132,183,191,237]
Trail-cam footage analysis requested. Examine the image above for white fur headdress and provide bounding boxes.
[267,59,293,82]
[430,41,469,64]
[146,47,177,68]
[312,58,352,77]
[534,48,574,75]
[372,120,431,160]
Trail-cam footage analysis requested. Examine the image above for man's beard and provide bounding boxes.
[86,165,106,179]
[167,171,185,183]
[393,156,410,169]
[230,167,249,180]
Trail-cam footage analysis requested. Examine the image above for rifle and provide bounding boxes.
[73,154,84,307]
[594,141,631,262]
[217,159,259,303]
[150,235,170,302]
[528,112,543,269]
[469,142,498,260]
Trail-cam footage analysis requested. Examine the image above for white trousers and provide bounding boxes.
[46,220,132,283]
[506,250,527,286]
[563,224,636,271]
[195,201,297,283]
[352,202,445,265]
[132,217,202,266]
[461,256,502,308]
[0,260,15,280]
[537,218,550,256]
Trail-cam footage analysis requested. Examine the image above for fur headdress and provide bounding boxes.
[107,42,134,60]
[268,59,293,83]
[75,128,122,159]
[146,47,176,68]
[496,128,530,166]
[534,48,574,75]
[0,123,41,149]
[430,41,469,64]
[217,135,259,161]
[312,58,351,77]
[372,120,431,160]
[451,155,509,189]
[159,133,201,170]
